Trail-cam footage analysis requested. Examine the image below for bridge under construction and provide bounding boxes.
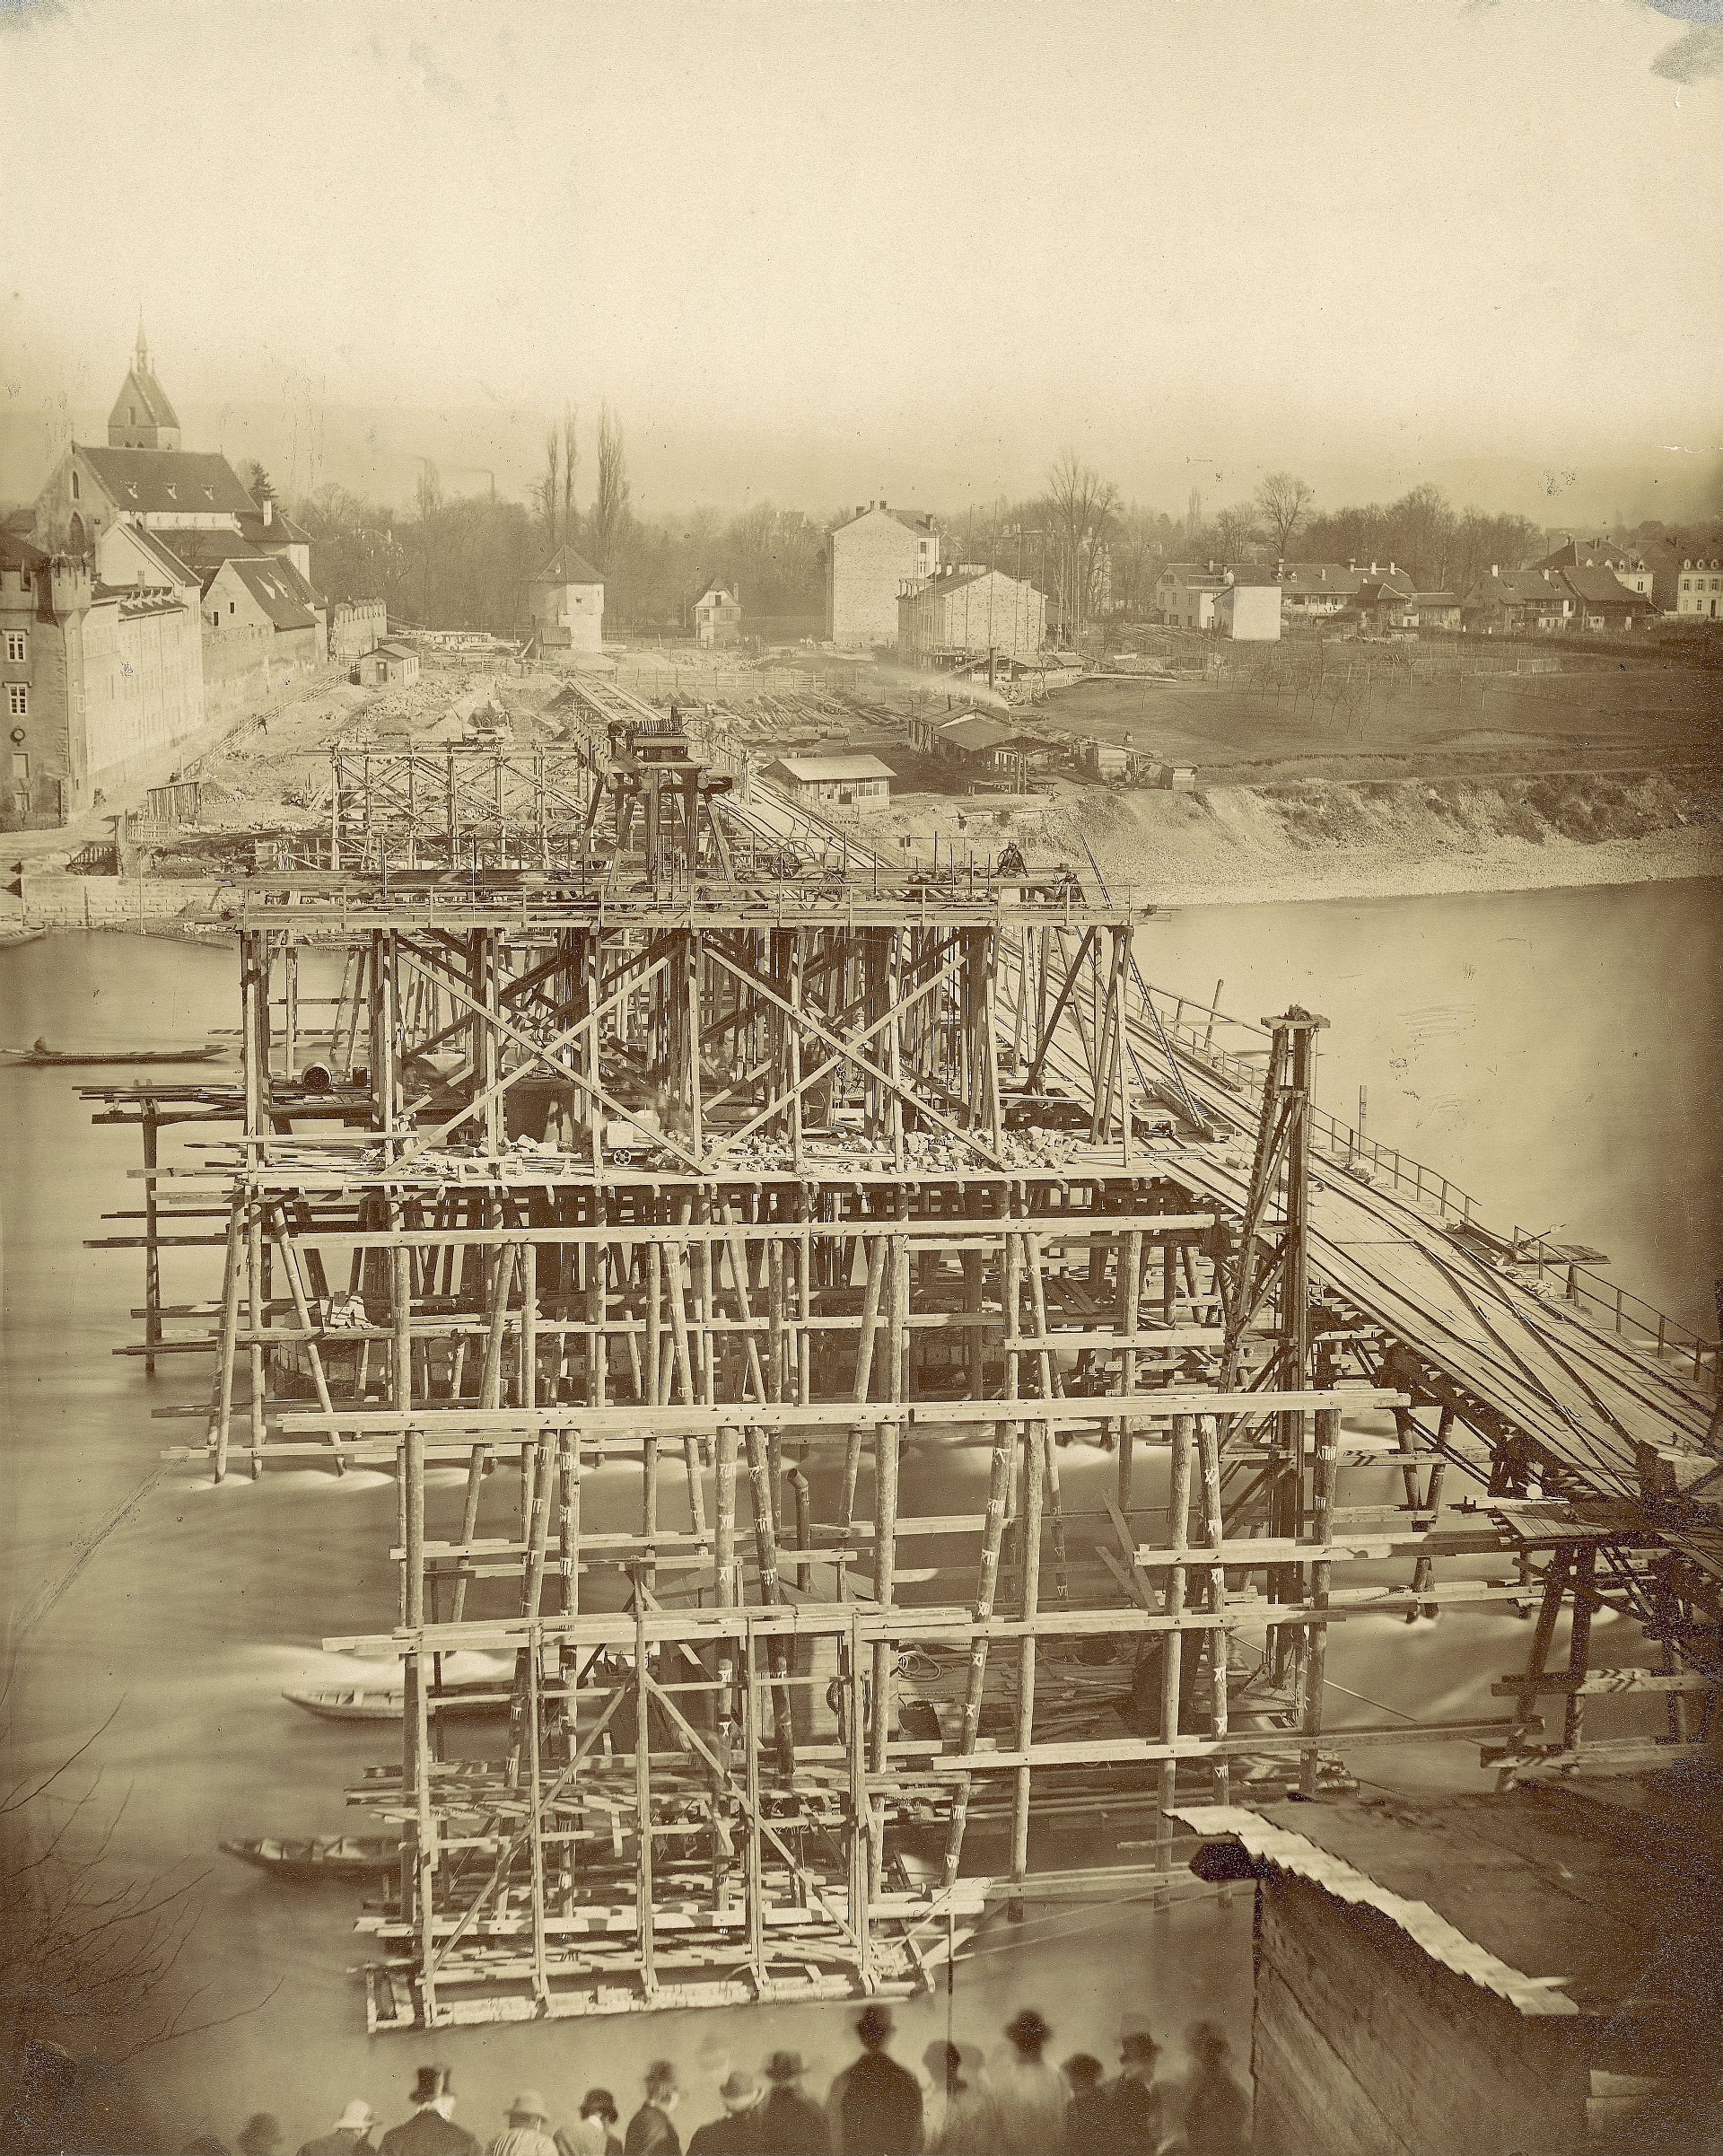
[83,677,1720,2033]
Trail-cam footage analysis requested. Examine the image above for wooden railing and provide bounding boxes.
[1136,978,1720,1392]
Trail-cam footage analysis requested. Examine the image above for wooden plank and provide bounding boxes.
[1491,1669,1715,1697]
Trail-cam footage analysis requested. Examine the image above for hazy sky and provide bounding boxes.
[3,0,1719,516]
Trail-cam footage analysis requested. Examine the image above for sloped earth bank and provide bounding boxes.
[1031,770,1723,907]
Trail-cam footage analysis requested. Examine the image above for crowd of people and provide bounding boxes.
[178,2007,1249,2156]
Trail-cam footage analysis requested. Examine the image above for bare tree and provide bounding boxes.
[562,403,578,553]
[1212,503,1263,565]
[590,402,631,574]
[538,426,562,549]
[1,1701,278,2150]
[1255,472,1314,558]
[414,458,443,525]
[1045,450,1119,645]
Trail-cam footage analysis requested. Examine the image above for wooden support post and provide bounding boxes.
[142,1102,161,1375]
[1010,1415,1045,1910]
[210,1195,244,1483]
[1299,1406,1339,1797]
[1157,1413,1194,1899]
[634,1588,655,1996]
[1117,1228,1142,1510]
[1562,1545,1596,1750]
[1198,1413,1229,1802]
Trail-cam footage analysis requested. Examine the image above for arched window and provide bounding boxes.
[67,513,86,554]
[71,469,81,501]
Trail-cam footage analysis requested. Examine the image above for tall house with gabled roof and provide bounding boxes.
[109,320,181,449]
[827,501,940,650]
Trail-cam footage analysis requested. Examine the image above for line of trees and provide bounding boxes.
[284,416,1722,641]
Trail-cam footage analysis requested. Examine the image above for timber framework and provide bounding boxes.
[83,680,1722,2031]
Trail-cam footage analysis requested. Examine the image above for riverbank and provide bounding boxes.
[870,767,1723,908]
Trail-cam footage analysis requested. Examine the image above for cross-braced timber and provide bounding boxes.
[78,696,1721,2029]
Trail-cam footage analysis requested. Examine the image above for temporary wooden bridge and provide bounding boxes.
[83,682,1721,2031]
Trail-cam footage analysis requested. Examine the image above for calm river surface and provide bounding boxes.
[2,879,1718,2150]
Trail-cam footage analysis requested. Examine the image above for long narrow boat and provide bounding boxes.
[283,1684,506,1722]
[2,1042,227,1066]
[221,1835,399,1883]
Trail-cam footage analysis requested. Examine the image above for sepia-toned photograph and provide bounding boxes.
[2,3,1719,2152]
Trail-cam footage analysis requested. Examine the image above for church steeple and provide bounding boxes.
[108,321,180,451]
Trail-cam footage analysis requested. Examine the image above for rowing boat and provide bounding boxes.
[2,1042,227,1066]
[283,1683,505,1722]
[221,1835,398,1883]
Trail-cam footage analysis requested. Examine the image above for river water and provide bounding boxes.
[2,878,1718,2151]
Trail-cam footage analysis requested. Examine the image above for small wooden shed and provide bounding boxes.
[1178,1786,1723,2155]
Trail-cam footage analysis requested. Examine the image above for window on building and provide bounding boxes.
[229,602,236,616]
[71,470,81,501]
[8,684,27,717]
[4,632,25,663]
[129,406,136,424]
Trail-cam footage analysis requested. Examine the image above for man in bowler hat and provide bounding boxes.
[756,2053,828,2154]
[380,2067,481,2156]
[827,2006,921,2155]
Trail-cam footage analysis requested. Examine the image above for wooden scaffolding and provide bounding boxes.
[80,711,1721,2030]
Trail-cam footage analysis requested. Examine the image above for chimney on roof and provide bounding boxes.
[1369,561,1378,575]
[1491,564,1499,576]
[262,495,273,529]
[879,499,887,512]
[856,505,866,518]
[1389,561,1396,574]
[1347,558,1355,573]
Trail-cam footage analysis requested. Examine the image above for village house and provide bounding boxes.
[896,564,1045,663]
[1535,535,1655,599]
[762,752,894,810]
[1561,564,1659,634]
[826,501,940,649]
[1459,566,1576,635]
[1155,561,1229,629]
[1275,563,1366,621]
[1211,574,1282,640]
[693,583,742,647]
[527,543,605,654]
[1674,556,1722,621]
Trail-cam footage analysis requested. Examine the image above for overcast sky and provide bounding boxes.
[3,0,1719,516]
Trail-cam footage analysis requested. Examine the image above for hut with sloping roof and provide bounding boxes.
[1178,1786,1723,2155]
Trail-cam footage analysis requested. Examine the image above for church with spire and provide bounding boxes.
[108,319,182,450]
[5,325,366,826]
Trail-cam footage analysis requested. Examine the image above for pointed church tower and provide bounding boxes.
[108,318,181,450]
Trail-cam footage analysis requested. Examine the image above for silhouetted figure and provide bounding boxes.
[1178,2022,1249,2155]
[298,2099,380,2156]
[380,2067,481,2156]
[922,2044,994,2155]
[240,2117,285,2156]
[827,2005,923,2155]
[988,2010,1066,2154]
[1106,2027,1164,2156]
[487,2090,559,2156]
[1060,2057,1109,2156]
[755,2054,829,2154]
[686,2071,760,2155]
[624,2064,682,2156]
[560,2090,621,2156]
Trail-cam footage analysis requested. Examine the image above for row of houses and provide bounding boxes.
[1156,533,1713,643]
